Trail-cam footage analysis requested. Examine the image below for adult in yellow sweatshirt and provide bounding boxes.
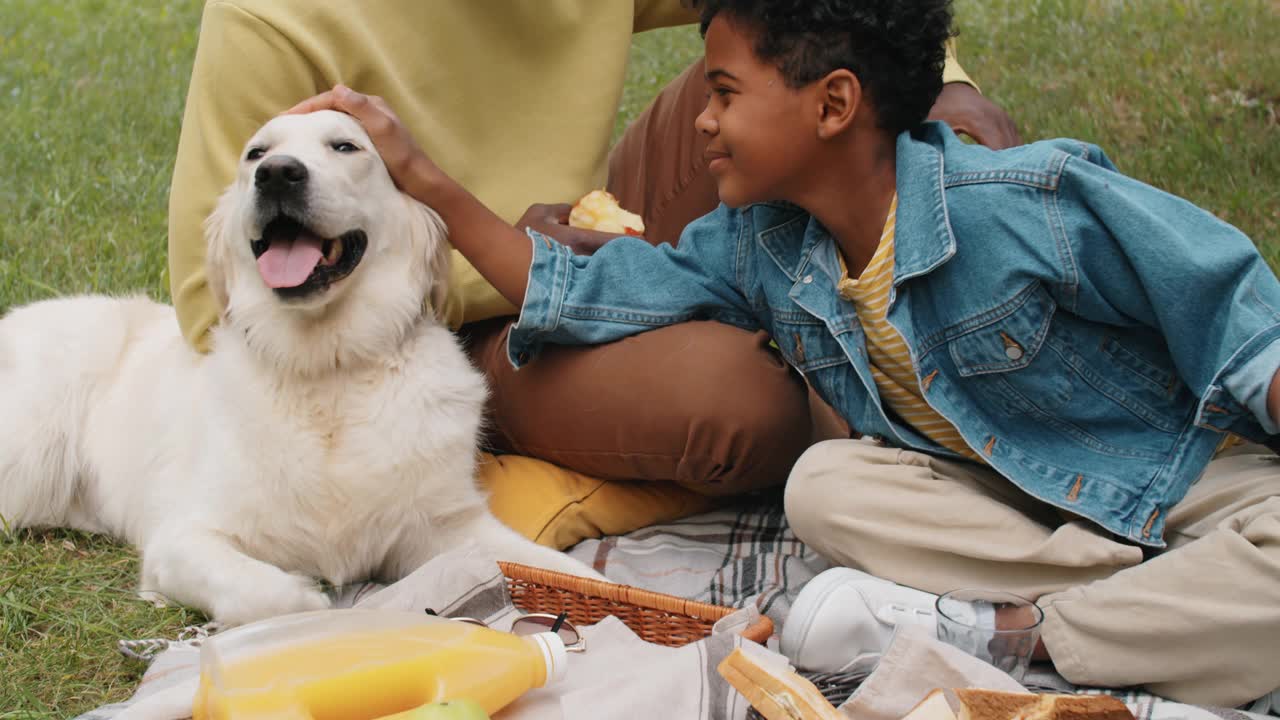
[168,0,1016,493]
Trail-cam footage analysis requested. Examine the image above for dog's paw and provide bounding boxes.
[137,590,172,608]
[212,574,331,626]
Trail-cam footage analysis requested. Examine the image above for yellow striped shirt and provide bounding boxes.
[837,196,983,462]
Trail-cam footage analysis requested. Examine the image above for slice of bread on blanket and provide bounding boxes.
[902,689,1133,720]
[954,689,1045,720]
[902,689,960,720]
[1012,693,1134,720]
[716,647,843,720]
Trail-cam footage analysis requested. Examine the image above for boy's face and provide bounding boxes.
[696,16,821,208]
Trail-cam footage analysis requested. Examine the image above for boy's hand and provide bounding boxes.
[285,85,443,197]
[517,203,621,256]
[928,82,1022,150]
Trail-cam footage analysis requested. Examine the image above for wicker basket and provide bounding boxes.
[499,561,774,648]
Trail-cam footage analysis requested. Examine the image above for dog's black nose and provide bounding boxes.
[254,155,309,196]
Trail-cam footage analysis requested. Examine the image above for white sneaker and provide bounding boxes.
[1247,688,1280,716]
[781,567,939,673]
[1262,688,1279,716]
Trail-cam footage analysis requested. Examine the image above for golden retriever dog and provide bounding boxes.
[0,111,602,625]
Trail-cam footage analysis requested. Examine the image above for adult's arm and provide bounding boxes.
[634,0,700,31]
[930,40,1022,149]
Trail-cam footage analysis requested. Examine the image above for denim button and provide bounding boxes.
[1005,346,1024,360]
[803,275,813,284]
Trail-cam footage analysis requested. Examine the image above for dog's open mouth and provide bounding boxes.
[250,216,368,298]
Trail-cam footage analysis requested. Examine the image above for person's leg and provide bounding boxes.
[780,438,1141,675]
[461,317,812,495]
[785,440,1280,706]
[1037,445,1280,706]
[784,439,1144,599]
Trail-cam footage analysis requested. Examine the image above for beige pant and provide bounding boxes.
[784,439,1280,707]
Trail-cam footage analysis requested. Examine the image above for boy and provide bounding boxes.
[291,0,1279,707]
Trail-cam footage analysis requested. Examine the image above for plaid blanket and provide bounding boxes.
[565,491,829,622]
[80,492,1274,719]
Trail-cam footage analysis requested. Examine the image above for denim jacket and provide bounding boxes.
[508,122,1280,547]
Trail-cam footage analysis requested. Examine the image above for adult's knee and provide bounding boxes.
[671,324,811,495]
[462,320,813,493]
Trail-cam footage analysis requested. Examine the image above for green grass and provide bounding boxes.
[1,1,1278,716]
[0,1,195,312]
[953,0,1280,267]
[0,530,202,719]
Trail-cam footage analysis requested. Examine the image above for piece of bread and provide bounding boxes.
[1016,694,1134,720]
[955,689,1044,720]
[568,190,645,236]
[903,689,1133,720]
[903,689,961,720]
[716,648,843,720]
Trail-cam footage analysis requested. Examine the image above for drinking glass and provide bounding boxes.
[935,589,1043,681]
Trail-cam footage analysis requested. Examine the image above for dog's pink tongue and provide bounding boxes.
[257,234,324,288]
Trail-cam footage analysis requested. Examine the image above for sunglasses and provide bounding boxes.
[424,608,586,652]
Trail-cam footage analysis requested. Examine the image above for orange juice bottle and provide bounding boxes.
[192,609,567,720]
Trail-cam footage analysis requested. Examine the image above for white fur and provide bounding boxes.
[0,111,601,625]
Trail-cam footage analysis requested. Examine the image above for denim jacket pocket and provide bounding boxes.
[947,282,1055,376]
[944,282,1074,416]
[943,283,1181,456]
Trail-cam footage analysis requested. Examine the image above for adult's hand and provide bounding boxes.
[288,85,533,307]
[516,203,627,256]
[927,82,1022,150]
[285,85,443,196]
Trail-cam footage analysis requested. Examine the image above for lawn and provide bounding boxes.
[1,1,1278,716]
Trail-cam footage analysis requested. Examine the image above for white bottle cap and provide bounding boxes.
[527,631,569,686]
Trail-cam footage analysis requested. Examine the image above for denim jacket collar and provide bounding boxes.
[892,125,958,286]
[756,127,959,292]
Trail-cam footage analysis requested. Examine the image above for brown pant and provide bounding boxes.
[462,59,843,494]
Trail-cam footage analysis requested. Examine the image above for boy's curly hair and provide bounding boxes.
[695,0,954,135]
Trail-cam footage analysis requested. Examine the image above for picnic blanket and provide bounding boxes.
[79,492,1276,720]
[83,549,777,720]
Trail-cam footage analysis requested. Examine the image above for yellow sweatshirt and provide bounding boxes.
[168,0,975,351]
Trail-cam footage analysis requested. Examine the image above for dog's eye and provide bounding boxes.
[332,142,360,153]
[245,147,266,161]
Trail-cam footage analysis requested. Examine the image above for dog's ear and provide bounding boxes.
[404,195,453,324]
[202,188,238,316]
